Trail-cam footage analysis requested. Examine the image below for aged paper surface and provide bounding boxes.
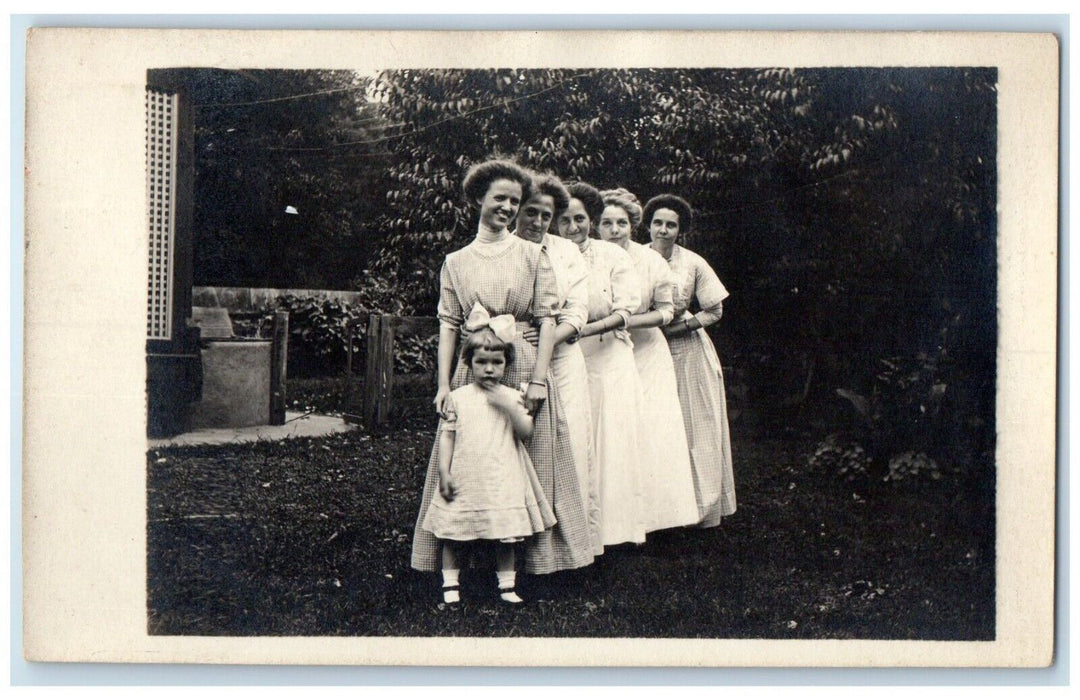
[23,28,1058,666]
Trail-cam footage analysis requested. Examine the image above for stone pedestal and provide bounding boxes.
[189,340,272,430]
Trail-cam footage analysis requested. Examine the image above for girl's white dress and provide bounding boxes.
[576,238,649,546]
[421,383,556,541]
[624,240,700,532]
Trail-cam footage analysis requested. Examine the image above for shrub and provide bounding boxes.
[885,451,942,483]
[392,332,438,374]
[825,350,952,485]
[250,273,436,378]
[809,433,871,484]
[267,295,368,378]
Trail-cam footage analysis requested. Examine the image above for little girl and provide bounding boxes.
[420,327,557,605]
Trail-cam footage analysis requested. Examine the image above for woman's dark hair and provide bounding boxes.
[599,187,644,229]
[529,173,571,218]
[462,158,533,207]
[643,194,694,235]
[564,180,604,222]
[460,327,515,368]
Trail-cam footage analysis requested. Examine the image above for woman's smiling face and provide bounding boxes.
[477,178,523,231]
[557,198,592,246]
[598,204,633,248]
[516,193,556,243]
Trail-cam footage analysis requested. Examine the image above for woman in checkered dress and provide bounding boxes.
[514,173,602,556]
[411,159,594,575]
[645,194,736,527]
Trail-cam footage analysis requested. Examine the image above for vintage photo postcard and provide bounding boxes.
[22,28,1058,666]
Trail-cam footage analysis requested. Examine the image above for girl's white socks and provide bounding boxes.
[497,571,523,604]
[442,568,461,604]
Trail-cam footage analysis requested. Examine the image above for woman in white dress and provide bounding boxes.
[645,194,736,526]
[596,189,699,533]
[556,181,648,547]
[514,173,601,555]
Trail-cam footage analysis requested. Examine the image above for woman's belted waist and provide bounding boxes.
[458,319,535,342]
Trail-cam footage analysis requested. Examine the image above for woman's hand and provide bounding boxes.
[434,385,452,418]
[523,381,548,416]
[662,320,692,338]
[521,326,540,347]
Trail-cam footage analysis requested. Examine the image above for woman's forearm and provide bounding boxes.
[625,309,668,330]
[437,325,459,389]
[578,313,624,339]
[532,319,557,383]
[552,321,579,346]
[663,315,706,337]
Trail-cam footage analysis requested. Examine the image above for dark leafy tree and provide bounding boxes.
[369,66,996,477]
[187,68,392,289]
[187,67,996,478]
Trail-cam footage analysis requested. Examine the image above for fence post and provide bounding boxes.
[345,320,355,379]
[376,315,397,426]
[363,314,381,429]
[269,310,289,425]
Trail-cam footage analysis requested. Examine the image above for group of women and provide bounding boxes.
[410,157,736,581]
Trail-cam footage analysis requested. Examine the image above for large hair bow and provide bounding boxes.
[463,302,519,343]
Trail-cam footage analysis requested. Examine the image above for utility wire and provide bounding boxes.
[264,71,591,152]
[195,84,366,108]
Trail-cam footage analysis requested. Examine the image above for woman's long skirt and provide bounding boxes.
[411,326,595,574]
[579,332,648,547]
[666,324,736,527]
[628,327,700,532]
[550,342,602,555]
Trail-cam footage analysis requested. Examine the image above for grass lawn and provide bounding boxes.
[147,406,993,639]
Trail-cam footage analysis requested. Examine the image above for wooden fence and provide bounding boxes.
[356,314,439,429]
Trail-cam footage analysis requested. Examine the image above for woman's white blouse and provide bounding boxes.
[578,238,641,324]
[541,232,590,333]
[625,240,676,325]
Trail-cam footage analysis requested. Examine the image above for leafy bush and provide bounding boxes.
[824,350,951,485]
[236,275,436,379]
[809,433,871,483]
[393,332,438,374]
[269,295,368,378]
[885,451,942,483]
[346,269,414,319]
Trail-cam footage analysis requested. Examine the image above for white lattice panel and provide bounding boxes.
[146,88,178,340]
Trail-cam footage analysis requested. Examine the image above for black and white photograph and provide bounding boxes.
[22,29,1058,667]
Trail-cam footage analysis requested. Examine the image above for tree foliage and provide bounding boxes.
[370,67,997,470]
[187,66,997,470]
[186,69,390,289]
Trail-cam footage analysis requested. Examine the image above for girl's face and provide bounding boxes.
[470,347,507,389]
[598,204,633,248]
[557,198,592,246]
[516,193,556,243]
[649,207,681,247]
[477,178,523,231]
